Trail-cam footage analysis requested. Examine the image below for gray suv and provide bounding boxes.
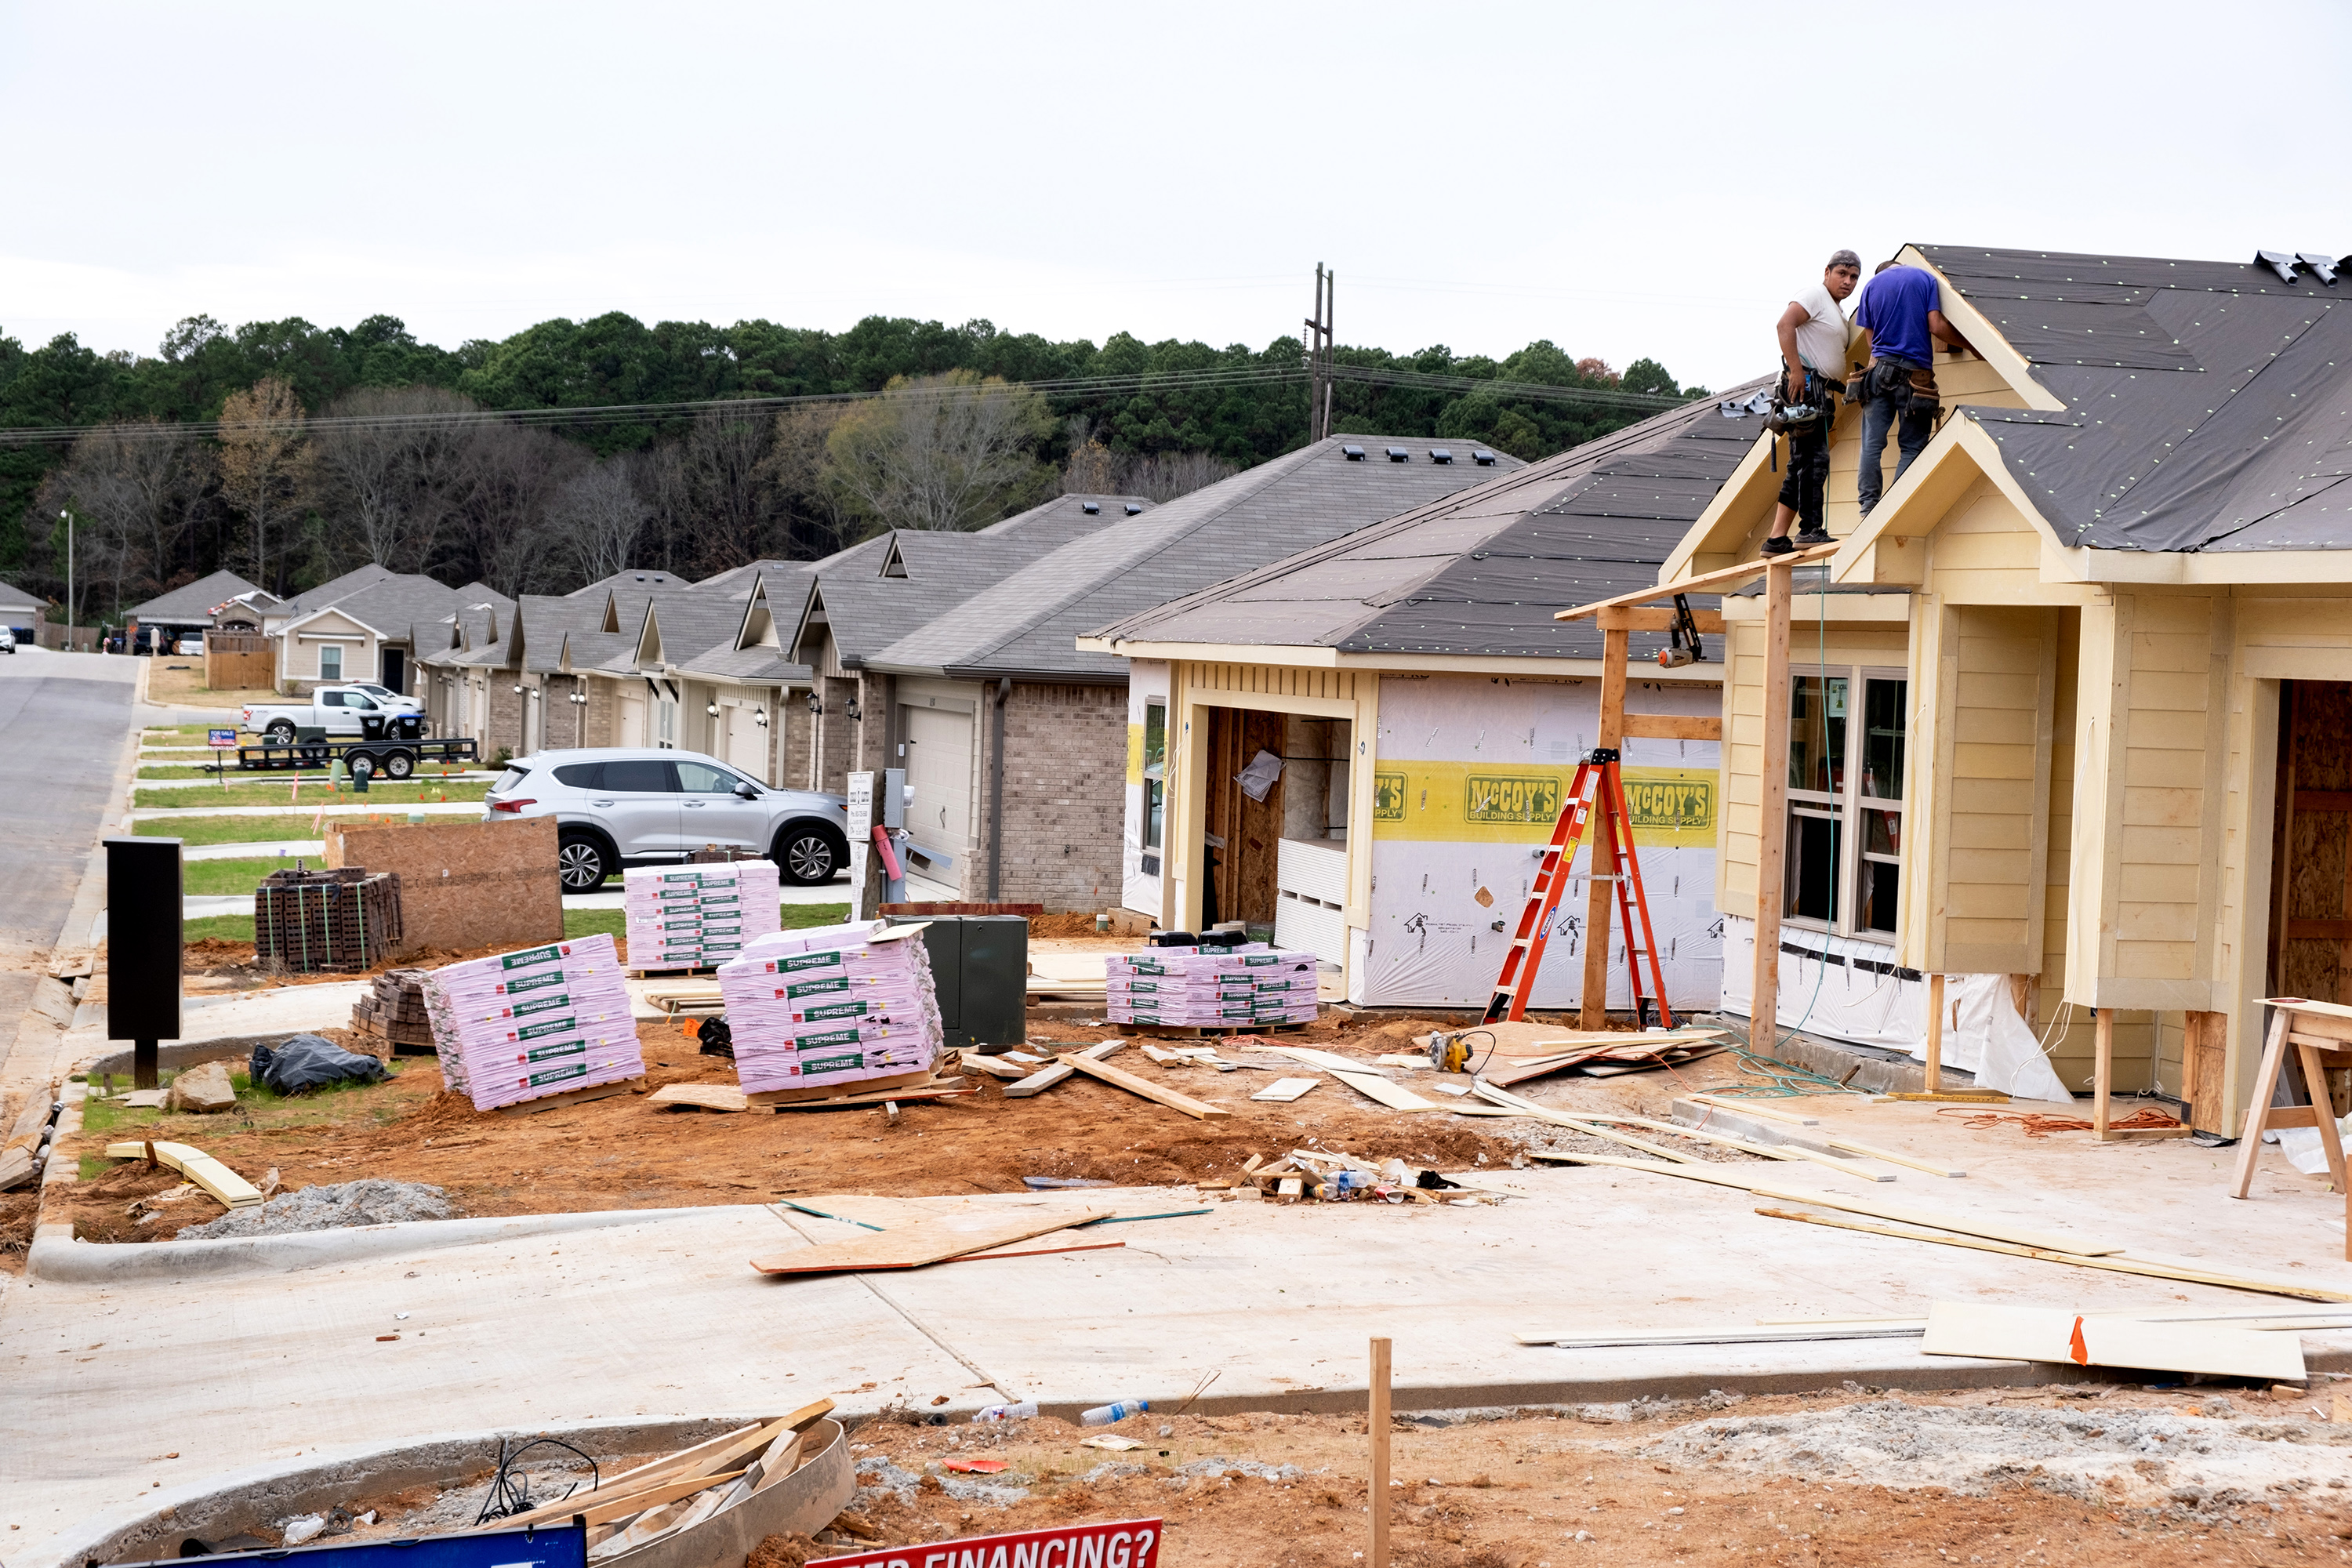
[485,747,851,891]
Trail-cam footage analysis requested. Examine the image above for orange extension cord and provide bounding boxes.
[1936,1105,2185,1138]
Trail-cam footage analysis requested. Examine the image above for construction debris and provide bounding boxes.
[103,1139,264,1208]
[178,1179,456,1239]
[1228,1148,1478,1205]
[1919,1300,2307,1383]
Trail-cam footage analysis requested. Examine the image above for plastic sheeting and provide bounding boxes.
[1352,673,1724,1010]
[1717,915,2074,1103]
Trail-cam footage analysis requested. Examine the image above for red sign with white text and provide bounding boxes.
[810,1517,1163,1568]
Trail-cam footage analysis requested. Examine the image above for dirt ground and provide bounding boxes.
[268,1389,2352,1568]
[42,1007,1765,1246]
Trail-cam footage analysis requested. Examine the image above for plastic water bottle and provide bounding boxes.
[971,1400,1037,1423]
[1080,1398,1150,1426]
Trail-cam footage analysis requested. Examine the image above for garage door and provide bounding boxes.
[901,704,976,873]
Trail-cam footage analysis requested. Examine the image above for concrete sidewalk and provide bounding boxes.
[7,1107,2350,1566]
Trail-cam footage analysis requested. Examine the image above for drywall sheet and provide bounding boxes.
[1120,660,1171,920]
[1354,674,1724,1010]
[1716,915,2072,1102]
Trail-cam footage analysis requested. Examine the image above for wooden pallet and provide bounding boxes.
[630,964,719,979]
[1119,1020,1313,1039]
[495,1076,646,1116]
[746,1067,939,1106]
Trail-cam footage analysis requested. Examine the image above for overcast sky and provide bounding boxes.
[5,2,2348,394]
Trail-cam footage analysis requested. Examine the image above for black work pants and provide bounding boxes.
[1775,419,1831,533]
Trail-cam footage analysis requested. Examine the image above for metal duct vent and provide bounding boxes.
[1431,448,1454,464]
[1342,445,1366,460]
[1472,449,1498,466]
[1080,502,1101,514]
[1385,446,1410,462]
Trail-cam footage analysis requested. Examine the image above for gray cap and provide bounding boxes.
[1828,249,1862,271]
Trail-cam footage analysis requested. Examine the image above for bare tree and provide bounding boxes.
[757,404,851,560]
[309,387,477,572]
[37,419,203,619]
[822,371,1053,532]
[445,422,586,597]
[646,405,782,575]
[1059,440,1235,503]
[546,459,650,584]
[214,378,311,592]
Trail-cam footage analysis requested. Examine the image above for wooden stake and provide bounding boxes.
[2093,1007,2114,1140]
[1581,627,1628,1029]
[1369,1336,1392,1568]
[1923,974,1945,1092]
[1751,561,1794,1051]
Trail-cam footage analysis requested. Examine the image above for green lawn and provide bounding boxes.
[186,914,256,942]
[142,724,220,739]
[183,855,320,896]
[136,814,335,846]
[78,1059,411,1150]
[136,779,488,809]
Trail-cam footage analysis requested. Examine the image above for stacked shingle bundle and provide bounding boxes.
[1105,946,1321,1029]
[717,920,942,1096]
[622,861,782,971]
[421,933,643,1110]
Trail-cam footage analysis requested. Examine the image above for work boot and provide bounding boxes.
[1759,535,1795,557]
[1793,527,1832,547]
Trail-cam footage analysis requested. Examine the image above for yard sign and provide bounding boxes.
[811,1517,1163,1568]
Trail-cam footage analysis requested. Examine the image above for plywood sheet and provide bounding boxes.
[1922,1301,2305,1382]
[324,816,562,955]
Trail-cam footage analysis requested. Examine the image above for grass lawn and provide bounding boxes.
[143,724,223,739]
[136,779,488,809]
[75,1059,412,1158]
[183,855,321,896]
[185,914,257,942]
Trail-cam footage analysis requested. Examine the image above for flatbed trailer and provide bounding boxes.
[226,735,480,780]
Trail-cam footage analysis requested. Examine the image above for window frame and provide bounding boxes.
[318,644,342,681]
[1782,662,1907,942]
[1142,701,1167,853]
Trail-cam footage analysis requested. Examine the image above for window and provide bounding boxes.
[553,762,604,789]
[318,645,342,681]
[1784,666,1907,939]
[603,760,675,793]
[320,688,345,706]
[1142,702,1167,853]
[676,760,750,794]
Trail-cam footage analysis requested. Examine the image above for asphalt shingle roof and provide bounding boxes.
[1082,399,1755,664]
[1920,243,2352,553]
[873,436,1525,681]
[125,568,263,621]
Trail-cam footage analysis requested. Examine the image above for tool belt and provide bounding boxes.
[1862,355,1939,414]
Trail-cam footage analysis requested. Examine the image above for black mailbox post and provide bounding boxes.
[104,837,183,1088]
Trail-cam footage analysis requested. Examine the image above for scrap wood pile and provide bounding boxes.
[348,967,433,1051]
[254,866,403,974]
[1445,1021,1733,1087]
[482,1400,837,1559]
[1205,1147,1491,1205]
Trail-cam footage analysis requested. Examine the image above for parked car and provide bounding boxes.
[174,636,203,655]
[343,681,421,711]
[240,686,426,742]
[0,627,14,655]
[483,747,851,891]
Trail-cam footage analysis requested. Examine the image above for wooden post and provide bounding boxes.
[1368,1336,1392,1568]
[2092,1007,2114,1140]
[1581,628,1628,1029]
[1922,975,1945,1092]
[1751,561,1794,1051]
[2231,1007,2291,1197]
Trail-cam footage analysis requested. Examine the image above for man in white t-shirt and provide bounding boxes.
[1759,249,1862,557]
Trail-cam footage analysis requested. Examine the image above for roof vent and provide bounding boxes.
[1472,449,1498,466]
[1124,503,1144,515]
[1081,501,1102,514]
[2256,249,2302,284]
[2298,252,2341,285]
[1342,445,1366,460]
[1385,446,1410,462]
[1430,448,1454,464]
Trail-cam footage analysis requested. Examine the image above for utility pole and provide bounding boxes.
[1305,264,1335,443]
[58,508,72,650]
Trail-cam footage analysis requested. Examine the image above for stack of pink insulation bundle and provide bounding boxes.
[422,932,643,1109]
[717,919,943,1096]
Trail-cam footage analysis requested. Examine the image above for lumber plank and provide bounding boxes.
[1518,1322,1927,1348]
[1471,1091,1700,1161]
[954,1054,1033,1081]
[1002,1039,1123,1098]
[496,1077,644,1116]
[1260,1044,1382,1074]
[574,1469,746,1528]
[1755,1208,2352,1305]
[1919,1301,2306,1382]
[647,1083,750,1112]
[760,1080,972,1112]
[1818,1134,1966,1178]
[1066,1054,1233,1120]
[1327,1069,1440,1112]
[1593,606,1727,633]
[748,1068,935,1106]
[746,1429,806,1496]
[1620,713,1724,742]
[1552,540,1837,622]
[750,1208,1109,1276]
[104,1140,263,1208]
[1572,1112,1805,1163]
[1251,1077,1319,1102]
[1684,1092,1820,1125]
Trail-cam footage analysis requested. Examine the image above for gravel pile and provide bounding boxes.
[179,1180,457,1240]
[1634,1398,2352,1505]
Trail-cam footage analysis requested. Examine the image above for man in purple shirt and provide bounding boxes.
[1851,260,1973,515]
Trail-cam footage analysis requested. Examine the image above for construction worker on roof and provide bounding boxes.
[1850,256,1975,517]
[1759,250,1861,559]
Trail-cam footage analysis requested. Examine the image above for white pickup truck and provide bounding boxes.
[240,684,424,742]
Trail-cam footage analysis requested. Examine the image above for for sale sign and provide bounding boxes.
[811,1517,1162,1568]
[208,728,237,749]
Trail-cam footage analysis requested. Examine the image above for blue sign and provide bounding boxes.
[209,728,238,749]
[121,1523,587,1568]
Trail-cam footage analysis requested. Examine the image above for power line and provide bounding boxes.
[0,360,1697,448]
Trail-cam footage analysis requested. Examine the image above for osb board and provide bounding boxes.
[325,816,561,955]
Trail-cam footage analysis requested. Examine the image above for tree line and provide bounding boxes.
[0,310,1705,624]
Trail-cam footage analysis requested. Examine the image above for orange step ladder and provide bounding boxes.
[1483,748,1675,1028]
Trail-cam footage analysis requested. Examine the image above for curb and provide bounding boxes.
[26,1204,712,1283]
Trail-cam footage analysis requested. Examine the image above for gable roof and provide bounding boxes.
[570,568,691,598]
[1083,394,1753,663]
[0,581,43,615]
[125,568,263,621]
[872,435,1526,682]
[1915,242,2352,554]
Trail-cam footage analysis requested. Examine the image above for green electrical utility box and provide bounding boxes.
[887,913,1026,1054]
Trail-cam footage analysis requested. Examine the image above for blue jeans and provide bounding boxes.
[1856,358,1936,516]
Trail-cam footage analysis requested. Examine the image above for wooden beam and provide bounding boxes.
[1751,561,1794,1051]
[2092,1007,2114,1140]
[1593,607,1727,633]
[1368,1338,1392,1568]
[1582,626,1628,1029]
[1002,1039,1124,1098]
[1924,974,1945,1094]
[1065,1054,1233,1120]
[1555,542,1838,622]
[1621,713,1722,741]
